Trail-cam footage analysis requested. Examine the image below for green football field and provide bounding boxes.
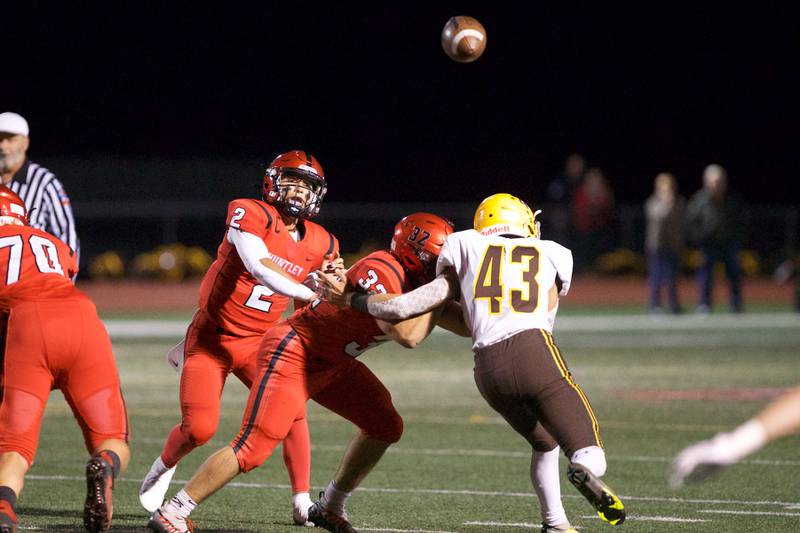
[18,310,800,532]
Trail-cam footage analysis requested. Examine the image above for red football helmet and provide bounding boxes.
[391,212,455,285]
[0,186,28,225]
[263,150,327,218]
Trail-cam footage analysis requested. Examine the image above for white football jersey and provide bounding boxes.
[436,229,573,349]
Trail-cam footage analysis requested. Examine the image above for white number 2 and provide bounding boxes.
[244,284,275,312]
[0,233,66,285]
[230,207,246,228]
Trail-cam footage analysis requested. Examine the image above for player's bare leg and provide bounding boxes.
[148,446,239,533]
[85,439,129,533]
[0,452,27,532]
[309,434,391,533]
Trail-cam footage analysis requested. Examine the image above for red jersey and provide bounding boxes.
[288,250,410,362]
[0,225,80,308]
[198,199,339,337]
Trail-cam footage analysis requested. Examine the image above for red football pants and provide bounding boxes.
[161,312,311,492]
[0,299,129,465]
[232,323,403,473]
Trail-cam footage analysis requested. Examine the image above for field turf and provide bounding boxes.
[18,310,800,532]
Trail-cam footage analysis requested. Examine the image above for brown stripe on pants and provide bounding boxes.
[473,328,602,456]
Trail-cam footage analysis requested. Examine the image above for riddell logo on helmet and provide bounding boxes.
[480,225,511,236]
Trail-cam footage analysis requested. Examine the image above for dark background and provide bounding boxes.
[5,3,797,205]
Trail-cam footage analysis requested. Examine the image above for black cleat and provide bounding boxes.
[0,510,17,533]
[307,493,357,533]
[84,456,113,532]
[567,462,625,525]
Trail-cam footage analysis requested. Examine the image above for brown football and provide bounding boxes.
[441,16,487,63]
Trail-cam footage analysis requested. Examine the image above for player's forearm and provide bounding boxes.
[756,386,800,440]
[437,300,471,337]
[228,228,316,301]
[350,276,454,320]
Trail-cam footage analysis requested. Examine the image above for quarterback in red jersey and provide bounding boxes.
[139,151,340,525]
[148,213,457,533]
[0,186,130,533]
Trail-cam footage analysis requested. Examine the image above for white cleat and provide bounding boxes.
[292,493,314,526]
[140,457,177,513]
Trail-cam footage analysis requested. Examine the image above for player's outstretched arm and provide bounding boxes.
[227,227,318,302]
[344,274,456,320]
[437,300,470,337]
[376,304,444,349]
[670,386,800,488]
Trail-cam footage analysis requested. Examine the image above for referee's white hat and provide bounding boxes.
[0,112,29,137]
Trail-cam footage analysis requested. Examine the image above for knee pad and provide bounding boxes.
[570,445,607,477]
[364,412,404,444]
[183,419,217,447]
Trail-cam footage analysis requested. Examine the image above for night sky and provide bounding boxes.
[6,3,797,205]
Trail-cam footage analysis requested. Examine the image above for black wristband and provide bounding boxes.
[350,292,370,313]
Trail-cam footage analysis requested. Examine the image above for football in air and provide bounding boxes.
[441,15,487,63]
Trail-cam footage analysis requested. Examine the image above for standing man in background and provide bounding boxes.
[0,112,79,260]
[645,172,685,314]
[686,164,748,314]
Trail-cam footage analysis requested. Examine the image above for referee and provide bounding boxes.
[0,112,79,260]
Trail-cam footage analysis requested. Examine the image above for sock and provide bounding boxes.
[293,491,312,508]
[163,489,197,520]
[0,486,17,520]
[95,449,122,480]
[322,480,351,517]
[530,447,568,527]
[570,446,607,477]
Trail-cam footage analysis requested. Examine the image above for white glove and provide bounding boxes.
[670,420,767,488]
[166,338,186,372]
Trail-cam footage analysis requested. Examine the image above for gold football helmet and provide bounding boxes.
[473,193,541,239]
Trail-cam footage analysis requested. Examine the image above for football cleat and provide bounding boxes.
[147,509,195,533]
[140,457,177,512]
[567,462,625,525]
[0,510,17,533]
[84,455,114,533]
[307,493,356,533]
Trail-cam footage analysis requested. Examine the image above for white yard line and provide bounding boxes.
[463,522,542,529]
[103,312,800,339]
[580,515,710,523]
[24,474,800,508]
[133,437,800,467]
[698,509,800,517]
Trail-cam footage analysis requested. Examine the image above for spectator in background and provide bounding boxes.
[0,112,79,258]
[645,172,685,314]
[571,167,615,270]
[686,164,748,313]
[544,153,586,245]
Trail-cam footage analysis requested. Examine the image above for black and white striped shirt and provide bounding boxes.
[7,160,79,256]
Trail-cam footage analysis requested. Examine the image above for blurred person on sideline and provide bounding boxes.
[570,167,615,270]
[670,386,800,487]
[685,164,749,313]
[544,153,586,245]
[0,112,79,257]
[644,172,686,314]
[0,186,129,533]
